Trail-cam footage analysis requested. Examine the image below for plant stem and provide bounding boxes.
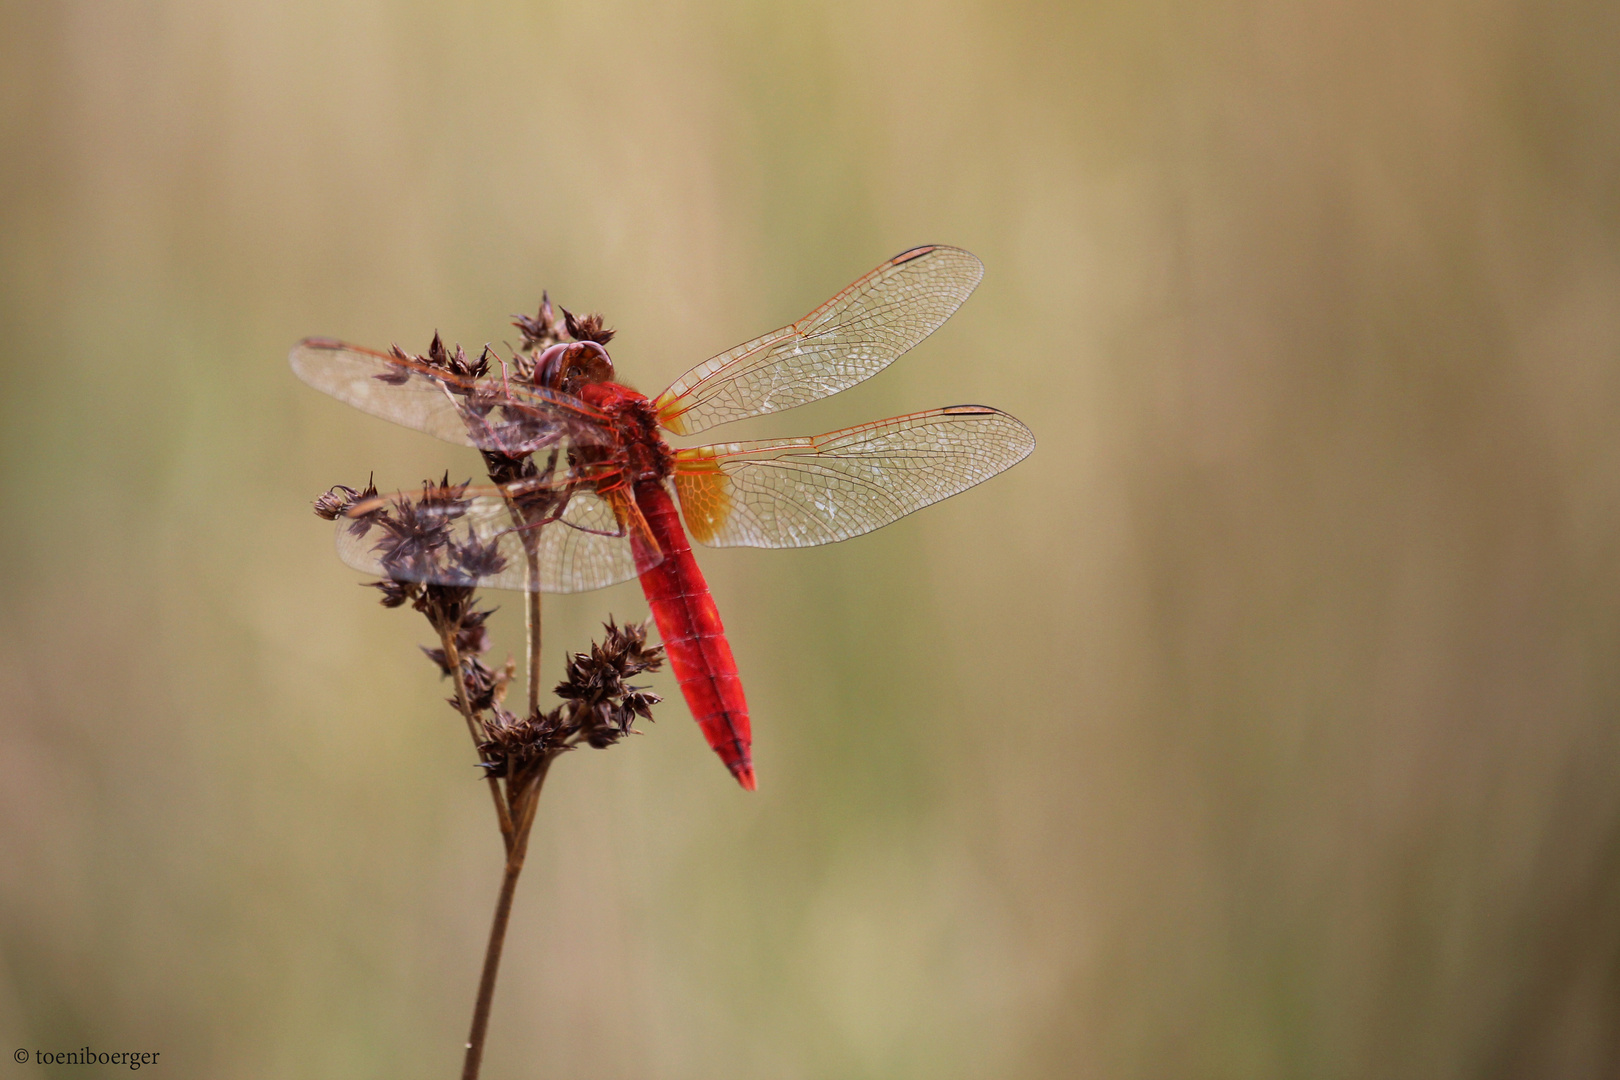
[462,509,546,1078]
[461,751,555,1080]
[526,579,542,718]
[438,624,515,849]
[493,483,543,720]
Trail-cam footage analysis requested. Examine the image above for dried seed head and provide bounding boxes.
[554,618,666,748]
[427,331,452,369]
[478,706,568,777]
[473,619,666,775]
[454,341,489,379]
[451,534,508,582]
[368,474,473,584]
[314,486,359,520]
[482,443,542,487]
[561,308,616,345]
[459,654,503,713]
[513,292,565,352]
[397,332,490,380]
[365,578,416,608]
[413,582,478,635]
[420,603,496,671]
[313,476,380,521]
[377,349,414,386]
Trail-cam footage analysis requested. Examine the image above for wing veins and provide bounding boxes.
[675,406,1035,549]
[654,246,984,434]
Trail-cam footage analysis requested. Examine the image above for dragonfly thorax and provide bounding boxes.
[578,382,673,484]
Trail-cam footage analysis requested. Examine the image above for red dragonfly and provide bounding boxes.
[291,246,1034,790]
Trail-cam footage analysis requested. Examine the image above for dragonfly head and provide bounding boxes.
[534,340,614,396]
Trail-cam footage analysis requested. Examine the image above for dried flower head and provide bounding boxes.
[313,476,380,521]
[555,618,665,748]
[561,308,616,345]
[477,707,569,778]
[360,474,477,585]
[417,332,490,380]
[365,578,416,608]
[513,292,565,352]
[421,604,495,670]
[473,619,665,776]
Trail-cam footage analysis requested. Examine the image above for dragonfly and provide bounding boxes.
[291,245,1034,790]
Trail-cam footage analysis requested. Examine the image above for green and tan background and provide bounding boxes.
[4,1,1620,1076]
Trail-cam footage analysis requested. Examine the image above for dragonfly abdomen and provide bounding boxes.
[631,480,755,790]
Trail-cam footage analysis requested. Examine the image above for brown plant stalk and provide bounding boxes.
[436,621,515,847]
[461,744,554,1080]
[312,307,663,1079]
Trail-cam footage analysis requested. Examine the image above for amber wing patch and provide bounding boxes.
[673,447,733,544]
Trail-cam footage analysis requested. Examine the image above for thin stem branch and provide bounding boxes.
[526,579,542,718]
[462,540,545,1080]
[461,750,556,1080]
[438,623,515,849]
[493,484,544,721]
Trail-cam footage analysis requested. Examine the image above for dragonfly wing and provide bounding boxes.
[290,338,612,454]
[672,406,1034,548]
[332,483,648,593]
[653,246,984,435]
[528,487,648,593]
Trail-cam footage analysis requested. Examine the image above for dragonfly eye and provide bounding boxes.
[534,341,614,394]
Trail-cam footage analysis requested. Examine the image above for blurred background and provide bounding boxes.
[3,0,1620,1076]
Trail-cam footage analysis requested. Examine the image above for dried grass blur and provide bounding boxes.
[3,0,1620,1077]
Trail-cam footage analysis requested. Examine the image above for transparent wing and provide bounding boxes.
[290,338,613,454]
[331,483,649,594]
[653,246,984,435]
[672,406,1034,548]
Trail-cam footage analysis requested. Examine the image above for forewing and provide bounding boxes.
[654,246,984,435]
[672,406,1034,548]
[332,484,648,594]
[290,338,612,454]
